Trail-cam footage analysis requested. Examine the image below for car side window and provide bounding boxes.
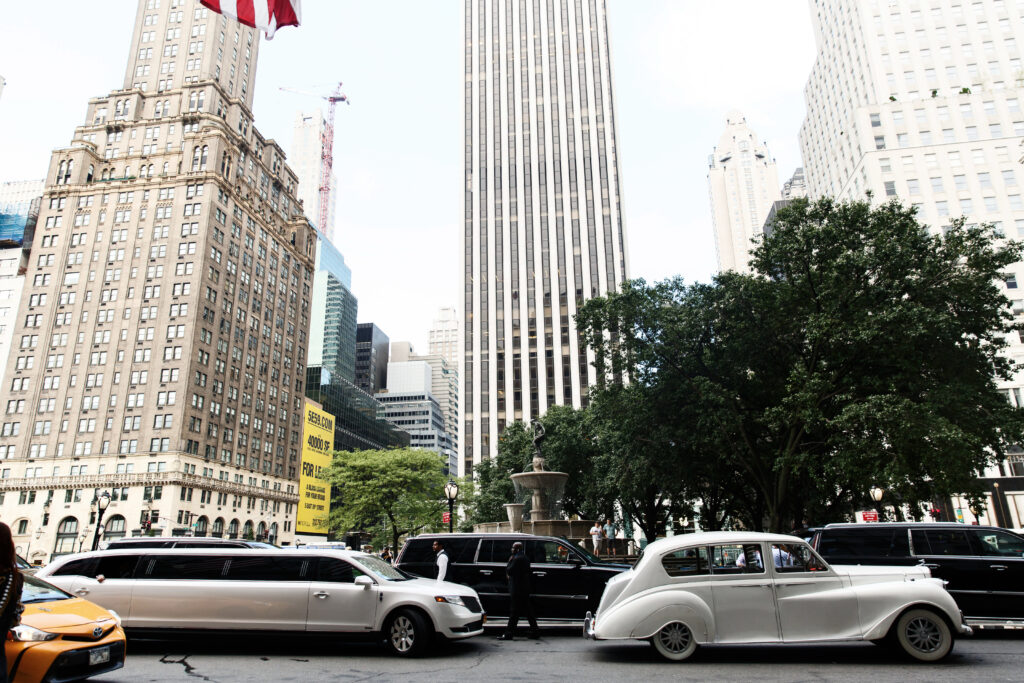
[95,554,141,579]
[711,544,765,574]
[478,539,516,563]
[51,557,98,577]
[316,558,364,583]
[818,528,910,558]
[771,543,829,573]
[526,540,574,564]
[143,555,228,579]
[661,546,709,577]
[969,529,1024,557]
[915,529,973,556]
[223,556,311,581]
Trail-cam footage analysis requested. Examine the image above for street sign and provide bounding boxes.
[442,512,451,524]
[862,510,879,522]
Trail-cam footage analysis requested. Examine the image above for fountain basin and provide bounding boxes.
[511,471,569,521]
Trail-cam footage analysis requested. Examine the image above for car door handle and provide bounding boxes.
[990,565,1008,571]
[479,570,493,576]
[313,591,329,599]
[532,571,547,577]
[757,583,772,588]
[922,563,940,570]
[75,588,90,596]
[779,582,812,587]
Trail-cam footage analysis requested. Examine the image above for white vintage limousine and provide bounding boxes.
[37,548,484,656]
[583,531,971,662]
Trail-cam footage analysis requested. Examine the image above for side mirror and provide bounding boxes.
[95,574,106,584]
[354,575,374,589]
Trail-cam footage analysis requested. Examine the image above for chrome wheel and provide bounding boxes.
[389,615,416,653]
[651,622,697,662]
[893,609,952,662]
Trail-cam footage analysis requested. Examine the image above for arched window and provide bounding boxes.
[188,92,198,111]
[191,146,201,172]
[199,145,209,171]
[123,166,131,178]
[269,522,279,545]
[155,100,163,118]
[256,521,267,541]
[197,92,205,110]
[242,520,254,540]
[53,517,79,556]
[87,165,94,183]
[212,517,225,536]
[195,516,208,537]
[162,161,169,175]
[64,159,73,184]
[227,519,239,539]
[104,515,127,542]
[56,161,66,185]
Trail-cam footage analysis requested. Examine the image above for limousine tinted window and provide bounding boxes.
[316,558,359,583]
[52,557,98,577]
[403,538,478,564]
[817,527,910,558]
[911,529,973,556]
[144,555,227,580]
[224,556,310,581]
[97,554,139,579]
[477,539,517,563]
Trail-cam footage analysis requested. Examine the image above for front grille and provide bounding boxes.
[463,596,482,613]
[63,626,115,642]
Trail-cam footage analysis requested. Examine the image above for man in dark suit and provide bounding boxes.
[498,541,539,640]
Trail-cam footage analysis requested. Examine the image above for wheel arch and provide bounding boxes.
[864,601,958,641]
[629,602,713,643]
[379,601,438,635]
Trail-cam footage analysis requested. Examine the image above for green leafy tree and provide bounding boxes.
[580,197,1024,531]
[327,448,448,553]
[465,423,529,526]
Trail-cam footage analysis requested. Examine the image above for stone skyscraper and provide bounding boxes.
[461,0,630,473]
[0,0,317,558]
[707,112,782,274]
[799,0,1024,526]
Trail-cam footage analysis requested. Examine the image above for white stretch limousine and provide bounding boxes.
[37,549,485,656]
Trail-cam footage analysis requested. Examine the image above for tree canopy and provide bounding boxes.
[571,196,1024,532]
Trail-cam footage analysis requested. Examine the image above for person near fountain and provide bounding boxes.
[432,540,449,582]
[590,521,604,555]
[603,518,617,556]
[497,542,539,640]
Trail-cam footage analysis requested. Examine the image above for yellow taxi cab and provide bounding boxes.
[6,572,126,682]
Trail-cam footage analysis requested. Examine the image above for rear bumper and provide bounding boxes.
[582,611,596,640]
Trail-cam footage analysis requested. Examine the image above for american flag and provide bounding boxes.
[200,1,301,39]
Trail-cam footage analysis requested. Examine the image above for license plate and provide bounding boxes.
[89,647,110,666]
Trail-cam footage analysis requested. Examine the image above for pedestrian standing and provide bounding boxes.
[380,547,393,564]
[0,522,25,683]
[589,521,603,555]
[498,542,539,640]
[432,540,449,582]
[603,518,616,556]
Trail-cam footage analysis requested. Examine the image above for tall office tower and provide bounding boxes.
[427,306,459,366]
[461,0,630,473]
[0,0,318,561]
[707,112,782,274]
[389,341,460,457]
[782,167,807,200]
[355,323,389,394]
[290,110,336,240]
[798,0,1024,527]
[308,239,357,382]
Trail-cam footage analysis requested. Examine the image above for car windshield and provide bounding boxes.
[574,543,601,563]
[22,574,73,604]
[351,554,411,581]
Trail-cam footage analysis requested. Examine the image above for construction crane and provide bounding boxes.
[279,82,349,242]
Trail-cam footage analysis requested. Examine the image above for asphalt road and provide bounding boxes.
[94,628,1024,682]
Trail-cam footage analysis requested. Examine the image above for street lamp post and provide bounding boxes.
[92,490,111,551]
[869,486,885,520]
[443,480,459,534]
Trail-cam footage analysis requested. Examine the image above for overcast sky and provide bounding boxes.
[0,1,815,351]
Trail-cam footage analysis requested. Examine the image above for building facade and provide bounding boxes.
[427,305,459,366]
[461,0,630,473]
[707,111,782,274]
[304,366,410,452]
[355,322,389,394]
[798,0,1024,526]
[379,361,456,475]
[0,0,319,563]
[389,343,459,457]
[290,110,337,241]
[308,238,357,383]
[0,180,42,398]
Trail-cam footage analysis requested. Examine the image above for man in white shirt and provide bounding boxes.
[433,539,449,582]
[589,522,603,555]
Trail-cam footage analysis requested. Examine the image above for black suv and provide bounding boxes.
[396,533,630,621]
[811,523,1024,624]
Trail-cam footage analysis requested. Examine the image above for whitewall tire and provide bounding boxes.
[893,608,953,662]
[650,622,698,662]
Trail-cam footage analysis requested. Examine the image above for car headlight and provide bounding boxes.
[107,610,122,627]
[10,624,58,642]
[434,595,467,607]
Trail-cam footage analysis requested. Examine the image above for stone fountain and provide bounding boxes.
[477,421,594,542]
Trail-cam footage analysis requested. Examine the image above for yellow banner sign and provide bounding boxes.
[298,401,334,535]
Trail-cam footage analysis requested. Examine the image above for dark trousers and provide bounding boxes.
[505,592,538,634]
